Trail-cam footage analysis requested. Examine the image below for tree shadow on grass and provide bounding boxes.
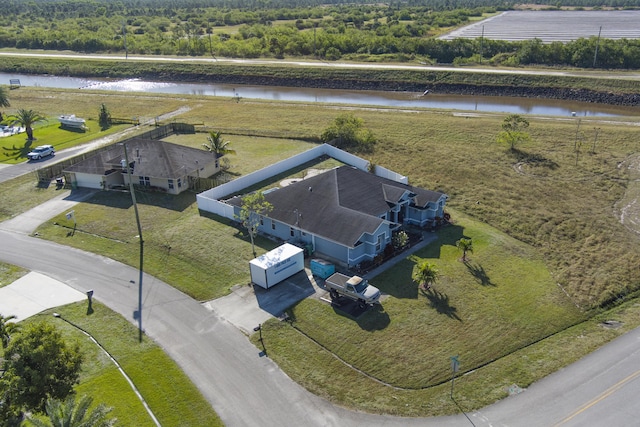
[1,139,34,161]
[421,288,461,321]
[510,148,559,170]
[464,261,496,287]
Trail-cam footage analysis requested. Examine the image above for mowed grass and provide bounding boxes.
[0,261,27,287]
[2,86,640,416]
[0,120,127,164]
[34,135,317,300]
[25,302,222,427]
[252,212,584,411]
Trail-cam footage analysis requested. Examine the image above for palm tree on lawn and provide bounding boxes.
[24,395,116,427]
[456,237,473,262]
[9,108,47,141]
[203,130,236,156]
[0,313,20,348]
[413,260,439,291]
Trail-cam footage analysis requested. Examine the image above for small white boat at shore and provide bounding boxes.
[59,114,86,129]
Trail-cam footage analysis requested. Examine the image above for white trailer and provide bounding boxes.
[250,243,305,289]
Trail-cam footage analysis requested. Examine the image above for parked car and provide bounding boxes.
[27,145,55,160]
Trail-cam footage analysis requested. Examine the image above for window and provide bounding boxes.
[215,158,219,168]
[139,176,150,186]
[271,221,276,230]
[168,179,174,189]
[376,234,384,252]
[290,227,295,237]
[177,178,182,188]
[259,216,264,226]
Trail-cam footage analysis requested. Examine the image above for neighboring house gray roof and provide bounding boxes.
[228,166,445,248]
[64,138,218,179]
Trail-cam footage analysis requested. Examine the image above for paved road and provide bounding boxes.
[2,51,640,81]
[0,229,463,427]
[0,107,191,184]
[2,214,640,426]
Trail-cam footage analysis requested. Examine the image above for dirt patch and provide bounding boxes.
[280,168,329,187]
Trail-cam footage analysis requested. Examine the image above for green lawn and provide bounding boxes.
[2,86,640,418]
[0,120,127,164]
[24,302,222,426]
[249,212,585,415]
[0,261,27,288]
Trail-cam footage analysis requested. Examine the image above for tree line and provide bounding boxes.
[0,0,639,68]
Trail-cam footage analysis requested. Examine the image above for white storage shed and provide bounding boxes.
[250,243,304,289]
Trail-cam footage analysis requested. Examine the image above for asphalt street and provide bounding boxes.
[1,97,640,424]
[3,210,640,426]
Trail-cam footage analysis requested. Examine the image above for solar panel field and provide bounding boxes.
[441,10,640,43]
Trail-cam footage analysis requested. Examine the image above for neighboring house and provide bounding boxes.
[63,138,220,195]
[226,165,447,267]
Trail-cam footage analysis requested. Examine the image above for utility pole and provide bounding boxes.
[122,143,144,342]
[593,26,602,68]
[480,25,484,63]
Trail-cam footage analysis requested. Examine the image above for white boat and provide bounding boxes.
[59,114,86,128]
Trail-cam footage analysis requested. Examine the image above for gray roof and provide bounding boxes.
[229,166,445,248]
[64,139,218,178]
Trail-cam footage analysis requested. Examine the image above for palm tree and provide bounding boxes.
[202,130,236,156]
[9,108,47,141]
[413,260,439,291]
[456,238,473,262]
[0,85,10,108]
[24,395,116,427]
[0,313,20,348]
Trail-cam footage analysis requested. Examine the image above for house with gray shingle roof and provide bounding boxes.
[63,138,220,195]
[226,165,447,267]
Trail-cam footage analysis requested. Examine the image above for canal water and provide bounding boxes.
[3,72,638,117]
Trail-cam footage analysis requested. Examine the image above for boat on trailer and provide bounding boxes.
[59,114,86,129]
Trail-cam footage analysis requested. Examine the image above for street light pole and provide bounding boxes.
[122,143,144,342]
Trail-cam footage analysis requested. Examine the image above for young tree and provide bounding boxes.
[24,395,116,427]
[0,313,20,348]
[98,103,111,130]
[496,114,530,151]
[413,260,439,290]
[203,131,236,156]
[456,237,473,262]
[8,109,47,141]
[236,192,273,257]
[0,322,83,415]
[321,113,376,152]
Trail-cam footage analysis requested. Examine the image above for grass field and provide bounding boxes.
[2,86,640,417]
[18,302,222,426]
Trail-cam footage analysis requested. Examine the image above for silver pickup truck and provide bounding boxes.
[325,273,381,309]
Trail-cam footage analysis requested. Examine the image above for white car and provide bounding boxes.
[27,145,55,160]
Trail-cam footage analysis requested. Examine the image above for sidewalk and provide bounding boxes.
[0,188,96,235]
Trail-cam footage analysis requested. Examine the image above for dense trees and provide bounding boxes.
[0,0,638,68]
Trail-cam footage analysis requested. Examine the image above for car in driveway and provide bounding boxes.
[27,145,55,160]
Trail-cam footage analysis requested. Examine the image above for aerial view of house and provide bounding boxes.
[225,165,447,267]
[63,138,220,194]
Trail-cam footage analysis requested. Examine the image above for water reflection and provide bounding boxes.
[2,72,638,117]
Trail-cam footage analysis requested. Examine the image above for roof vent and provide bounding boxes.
[308,187,312,192]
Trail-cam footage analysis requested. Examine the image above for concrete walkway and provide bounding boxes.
[0,272,86,321]
[1,188,96,235]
